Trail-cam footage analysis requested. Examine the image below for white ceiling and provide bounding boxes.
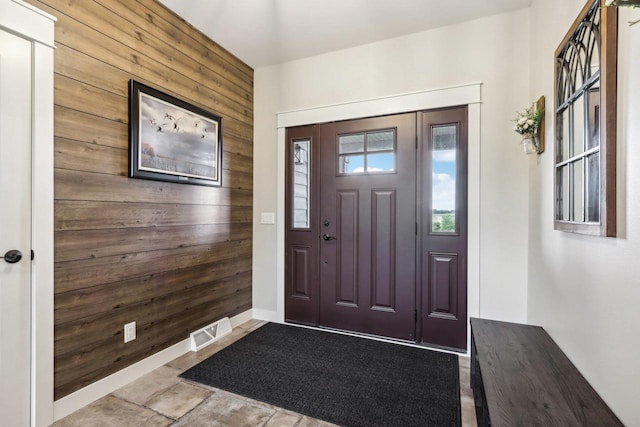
[159,0,532,69]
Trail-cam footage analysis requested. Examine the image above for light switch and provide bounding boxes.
[260,212,275,224]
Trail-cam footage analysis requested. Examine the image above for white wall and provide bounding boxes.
[253,9,532,323]
[527,2,640,425]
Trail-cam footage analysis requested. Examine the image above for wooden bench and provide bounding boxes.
[470,318,623,427]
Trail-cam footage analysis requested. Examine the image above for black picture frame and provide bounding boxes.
[128,80,223,187]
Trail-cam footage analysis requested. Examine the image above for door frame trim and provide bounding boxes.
[1,2,56,426]
[275,82,482,354]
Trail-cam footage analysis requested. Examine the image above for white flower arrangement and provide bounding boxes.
[513,105,543,137]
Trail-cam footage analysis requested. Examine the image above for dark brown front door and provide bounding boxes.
[284,107,468,350]
[419,107,468,350]
[318,114,417,341]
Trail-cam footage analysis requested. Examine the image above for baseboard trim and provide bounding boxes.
[53,309,253,421]
[252,308,280,323]
[229,309,254,328]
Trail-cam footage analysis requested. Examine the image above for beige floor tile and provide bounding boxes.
[460,357,477,427]
[140,413,174,427]
[236,319,267,332]
[458,355,471,369]
[112,365,182,406]
[461,395,478,427]
[264,410,303,426]
[165,350,203,372]
[145,381,212,419]
[52,395,159,427]
[172,390,277,427]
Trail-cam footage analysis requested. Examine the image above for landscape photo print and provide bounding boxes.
[129,80,222,187]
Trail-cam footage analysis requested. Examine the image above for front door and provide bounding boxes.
[318,114,417,341]
[284,108,468,350]
[0,29,34,425]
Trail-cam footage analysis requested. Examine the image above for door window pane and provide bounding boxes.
[338,129,395,175]
[339,134,364,154]
[367,152,394,172]
[431,125,457,233]
[292,140,311,228]
[367,131,394,152]
[339,154,365,174]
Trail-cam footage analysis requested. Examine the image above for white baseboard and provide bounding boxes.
[252,308,280,323]
[229,309,253,327]
[53,309,253,421]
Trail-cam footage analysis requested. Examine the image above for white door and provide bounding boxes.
[0,28,33,426]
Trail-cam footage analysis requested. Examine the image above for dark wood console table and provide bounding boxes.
[470,318,623,427]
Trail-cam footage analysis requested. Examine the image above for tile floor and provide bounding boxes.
[54,320,477,427]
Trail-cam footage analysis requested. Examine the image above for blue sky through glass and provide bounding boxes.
[432,149,456,211]
[367,153,394,171]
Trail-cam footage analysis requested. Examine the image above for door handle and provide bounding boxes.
[322,234,336,241]
[1,249,23,264]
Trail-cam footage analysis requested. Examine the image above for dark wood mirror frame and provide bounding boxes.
[554,0,617,236]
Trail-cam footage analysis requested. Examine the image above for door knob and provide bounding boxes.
[1,249,23,264]
[322,234,336,241]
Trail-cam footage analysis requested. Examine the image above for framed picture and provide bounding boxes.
[129,80,222,187]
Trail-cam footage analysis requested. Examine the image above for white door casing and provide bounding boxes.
[0,1,55,426]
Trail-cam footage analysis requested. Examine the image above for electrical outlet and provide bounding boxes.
[124,321,136,343]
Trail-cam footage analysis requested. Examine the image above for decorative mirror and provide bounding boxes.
[554,0,617,236]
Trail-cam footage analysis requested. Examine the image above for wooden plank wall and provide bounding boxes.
[23,0,253,400]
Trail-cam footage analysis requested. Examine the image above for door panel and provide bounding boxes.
[336,190,358,306]
[0,29,33,426]
[428,253,458,318]
[319,114,416,341]
[291,246,312,298]
[419,107,468,350]
[371,189,396,310]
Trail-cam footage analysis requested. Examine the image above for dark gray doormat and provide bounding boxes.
[180,323,461,427]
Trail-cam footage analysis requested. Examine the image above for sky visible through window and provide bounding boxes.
[432,148,456,212]
[337,128,456,215]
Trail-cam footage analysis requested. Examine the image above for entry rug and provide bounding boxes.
[181,323,461,427]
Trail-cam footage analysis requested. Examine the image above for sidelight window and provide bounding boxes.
[292,139,311,229]
[338,130,396,175]
[430,125,457,233]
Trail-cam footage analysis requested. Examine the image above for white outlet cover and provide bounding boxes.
[260,212,275,225]
[124,321,136,343]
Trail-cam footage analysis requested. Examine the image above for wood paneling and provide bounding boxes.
[24,0,253,399]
